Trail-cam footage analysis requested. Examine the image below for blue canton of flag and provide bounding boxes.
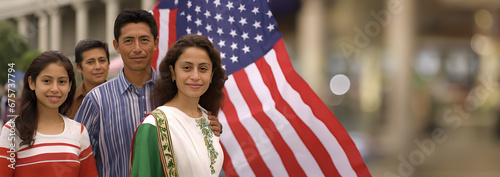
[158,0,281,75]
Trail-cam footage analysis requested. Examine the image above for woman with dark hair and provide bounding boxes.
[130,34,227,177]
[0,51,97,177]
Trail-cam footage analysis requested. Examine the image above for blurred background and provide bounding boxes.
[1,0,500,176]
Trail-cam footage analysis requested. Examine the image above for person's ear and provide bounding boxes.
[169,65,175,81]
[113,39,120,54]
[28,76,35,90]
[76,64,83,74]
[154,37,159,51]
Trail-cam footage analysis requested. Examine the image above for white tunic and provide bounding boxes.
[142,105,224,177]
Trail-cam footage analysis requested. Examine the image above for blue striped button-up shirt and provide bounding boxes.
[75,68,156,177]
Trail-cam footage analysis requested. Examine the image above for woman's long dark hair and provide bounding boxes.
[17,51,76,146]
[152,34,227,115]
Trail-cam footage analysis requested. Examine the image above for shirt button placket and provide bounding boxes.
[142,96,146,114]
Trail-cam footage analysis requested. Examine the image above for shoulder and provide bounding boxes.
[89,77,120,93]
[4,118,15,128]
[156,106,180,114]
[153,106,181,120]
[83,77,122,103]
[156,106,193,118]
[74,84,85,97]
[63,116,86,133]
[134,115,157,136]
[141,114,156,127]
[2,118,17,132]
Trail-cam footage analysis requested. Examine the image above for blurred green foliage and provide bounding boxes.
[18,50,41,72]
[0,21,41,86]
[0,21,28,85]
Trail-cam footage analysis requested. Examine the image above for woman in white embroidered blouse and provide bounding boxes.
[130,34,227,177]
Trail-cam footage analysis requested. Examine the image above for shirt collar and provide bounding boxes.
[117,67,157,94]
[75,83,87,99]
[77,80,108,98]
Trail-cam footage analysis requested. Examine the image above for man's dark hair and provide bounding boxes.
[74,39,110,67]
[114,9,158,42]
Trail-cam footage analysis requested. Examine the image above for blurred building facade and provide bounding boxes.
[2,0,500,176]
[0,0,156,57]
[274,0,500,176]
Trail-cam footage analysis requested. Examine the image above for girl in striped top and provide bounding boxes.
[0,51,98,177]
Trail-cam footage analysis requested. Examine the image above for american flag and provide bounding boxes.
[151,0,371,176]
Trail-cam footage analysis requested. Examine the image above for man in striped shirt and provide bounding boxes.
[75,9,222,177]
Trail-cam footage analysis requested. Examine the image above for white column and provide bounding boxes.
[36,11,49,51]
[383,0,416,154]
[297,0,326,95]
[142,0,156,10]
[473,9,499,117]
[103,0,119,46]
[73,1,89,43]
[16,16,29,39]
[48,8,62,50]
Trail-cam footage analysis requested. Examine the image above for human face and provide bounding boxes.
[113,22,158,72]
[77,48,109,86]
[29,63,71,111]
[171,47,213,100]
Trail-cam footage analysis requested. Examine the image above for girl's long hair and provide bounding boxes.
[17,51,76,146]
[152,34,227,115]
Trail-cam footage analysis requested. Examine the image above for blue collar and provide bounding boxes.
[117,67,157,94]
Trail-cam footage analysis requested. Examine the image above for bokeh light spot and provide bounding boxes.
[330,74,350,95]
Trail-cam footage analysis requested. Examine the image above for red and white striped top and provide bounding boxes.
[0,116,97,177]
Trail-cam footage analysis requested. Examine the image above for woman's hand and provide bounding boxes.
[208,111,223,137]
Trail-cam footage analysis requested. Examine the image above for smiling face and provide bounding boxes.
[77,48,109,86]
[29,62,71,111]
[113,22,158,72]
[171,47,213,100]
